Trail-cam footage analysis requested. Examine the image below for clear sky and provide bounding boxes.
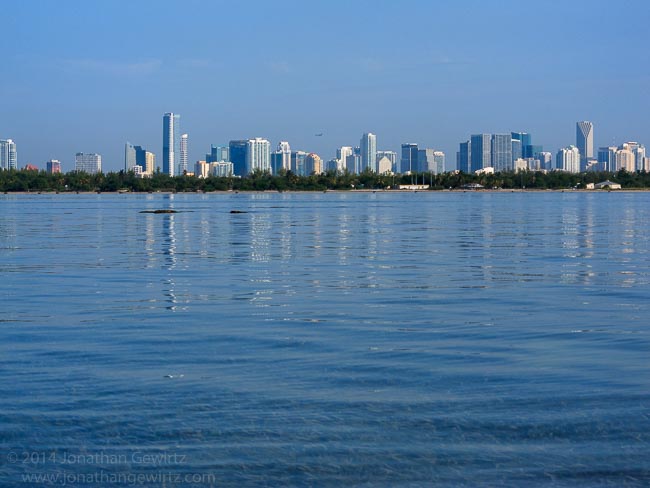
[2,0,649,172]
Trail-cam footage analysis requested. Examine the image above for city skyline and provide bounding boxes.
[3,116,649,176]
[2,1,649,172]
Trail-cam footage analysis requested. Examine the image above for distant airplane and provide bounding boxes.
[315,133,323,137]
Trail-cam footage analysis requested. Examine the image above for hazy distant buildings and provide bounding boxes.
[457,140,471,172]
[556,146,580,173]
[360,133,377,172]
[377,156,392,174]
[616,146,635,172]
[418,149,445,174]
[75,152,102,174]
[538,152,553,170]
[46,160,62,174]
[180,134,189,175]
[0,139,17,170]
[292,151,308,176]
[206,145,229,163]
[125,142,136,171]
[163,113,181,176]
[576,121,594,171]
[211,161,234,177]
[598,146,617,172]
[337,146,353,173]
[305,153,322,174]
[376,150,397,173]
[401,143,418,173]
[135,146,154,175]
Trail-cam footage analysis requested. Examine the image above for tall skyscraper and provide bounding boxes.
[337,146,353,173]
[125,142,136,171]
[470,134,491,172]
[360,133,377,172]
[162,113,181,176]
[206,145,230,163]
[491,134,513,172]
[277,141,291,171]
[576,121,594,171]
[376,150,398,173]
[134,146,155,175]
[75,153,102,174]
[0,139,17,170]
[538,152,553,170]
[598,146,617,172]
[246,138,271,174]
[180,134,189,175]
[305,153,322,174]
[46,160,62,174]
[292,151,308,176]
[400,143,418,173]
[228,140,248,176]
[457,140,471,172]
[556,146,580,173]
[417,149,446,174]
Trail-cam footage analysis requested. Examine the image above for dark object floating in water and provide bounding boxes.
[230,210,248,214]
[140,209,178,214]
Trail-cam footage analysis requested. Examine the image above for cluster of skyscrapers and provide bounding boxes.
[3,118,647,177]
[457,121,648,174]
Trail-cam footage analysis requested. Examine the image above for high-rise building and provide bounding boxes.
[576,121,594,171]
[377,156,392,174]
[360,133,377,172]
[598,146,617,172]
[162,113,181,176]
[618,142,646,172]
[400,143,418,173]
[277,141,291,172]
[556,146,580,173]
[305,153,322,175]
[417,149,437,173]
[180,134,189,175]
[125,142,136,171]
[491,134,513,171]
[337,146,353,173]
[470,134,491,172]
[376,150,397,173]
[206,145,229,163]
[210,161,234,177]
[0,139,17,170]
[133,146,154,175]
[246,138,271,174]
[195,160,209,178]
[46,160,62,174]
[616,147,635,172]
[538,152,553,171]
[228,140,248,176]
[75,153,102,174]
[292,151,308,176]
[457,140,471,172]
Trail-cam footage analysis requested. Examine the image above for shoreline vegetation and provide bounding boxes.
[2,168,650,193]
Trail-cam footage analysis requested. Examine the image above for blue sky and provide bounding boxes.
[2,0,649,172]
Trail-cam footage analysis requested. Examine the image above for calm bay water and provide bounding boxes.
[1,191,649,487]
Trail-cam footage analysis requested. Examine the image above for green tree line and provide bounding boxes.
[1,168,650,193]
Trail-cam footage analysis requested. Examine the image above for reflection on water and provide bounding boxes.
[1,192,650,486]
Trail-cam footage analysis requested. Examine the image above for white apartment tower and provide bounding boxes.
[246,138,271,173]
[75,153,102,174]
[180,134,189,175]
[0,139,17,170]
